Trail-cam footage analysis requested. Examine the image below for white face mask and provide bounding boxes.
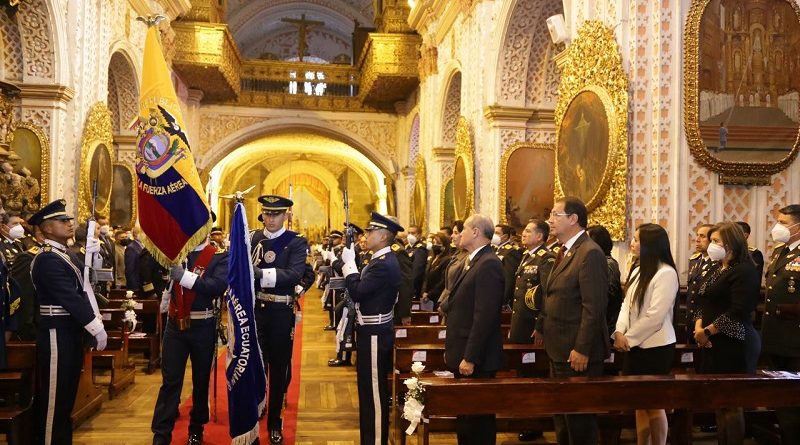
[8,224,24,240]
[66,238,75,247]
[99,225,110,235]
[426,241,433,251]
[771,222,798,244]
[707,242,727,262]
[491,233,502,246]
[407,234,418,246]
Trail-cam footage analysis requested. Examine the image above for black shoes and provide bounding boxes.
[269,429,284,444]
[187,432,203,445]
[323,325,336,331]
[327,358,352,367]
[519,431,543,441]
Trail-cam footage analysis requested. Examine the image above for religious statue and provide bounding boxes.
[281,14,324,62]
[19,167,40,213]
[5,173,22,213]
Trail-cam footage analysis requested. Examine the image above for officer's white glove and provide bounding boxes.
[169,265,185,281]
[294,284,304,296]
[85,238,101,254]
[94,329,108,351]
[160,288,170,313]
[340,246,358,278]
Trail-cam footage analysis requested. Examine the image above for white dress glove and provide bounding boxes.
[95,329,108,351]
[341,246,356,264]
[85,238,101,254]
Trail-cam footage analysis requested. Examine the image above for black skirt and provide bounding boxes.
[623,343,675,376]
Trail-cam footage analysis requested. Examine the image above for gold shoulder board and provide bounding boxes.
[27,246,40,255]
[537,249,546,257]
[391,244,401,252]
[690,252,701,260]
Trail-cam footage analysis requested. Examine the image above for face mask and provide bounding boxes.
[119,239,131,247]
[491,233,502,246]
[426,241,433,251]
[99,225,109,235]
[8,224,24,240]
[707,242,726,262]
[407,234,418,246]
[66,238,75,247]
[432,245,443,255]
[771,222,798,244]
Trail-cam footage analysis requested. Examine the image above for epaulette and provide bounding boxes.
[536,249,547,257]
[42,245,53,252]
[249,229,257,236]
[215,247,226,254]
[297,233,305,238]
[551,245,561,254]
[391,244,401,252]
[502,244,513,250]
[690,251,701,260]
[748,246,756,252]
[27,246,40,255]
[378,255,386,260]
[80,247,86,255]
[774,242,786,249]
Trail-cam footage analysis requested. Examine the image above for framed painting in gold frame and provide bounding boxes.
[111,163,137,228]
[10,121,49,212]
[452,117,474,221]
[79,103,114,220]
[500,143,555,231]
[411,157,426,230]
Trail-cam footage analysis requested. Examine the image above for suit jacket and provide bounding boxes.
[422,251,451,304]
[762,243,800,356]
[444,245,504,372]
[392,241,414,319]
[408,242,428,298]
[124,240,144,290]
[535,232,610,363]
[614,264,678,348]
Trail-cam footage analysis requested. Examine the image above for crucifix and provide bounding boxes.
[281,14,324,62]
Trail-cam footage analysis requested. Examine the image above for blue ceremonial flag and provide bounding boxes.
[226,202,266,444]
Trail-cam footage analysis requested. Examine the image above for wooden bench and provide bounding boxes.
[418,371,799,445]
[409,310,512,326]
[106,299,162,374]
[71,347,104,427]
[394,324,511,346]
[0,342,36,444]
[92,309,136,399]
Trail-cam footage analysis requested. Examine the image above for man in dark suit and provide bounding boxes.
[340,212,403,445]
[124,226,144,290]
[406,224,428,299]
[445,214,505,445]
[736,221,764,277]
[761,204,800,443]
[534,197,609,445]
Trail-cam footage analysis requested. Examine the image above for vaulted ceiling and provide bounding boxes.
[226,0,376,62]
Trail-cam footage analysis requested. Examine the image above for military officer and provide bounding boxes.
[406,224,428,299]
[29,199,108,445]
[251,195,308,444]
[323,230,345,331]
[509,219,555,345]
[392,233,413,325]
[328,223,365,367]
[687,223,714,340]
[0,214,24,265]
[151,236,228,445]
[494,224,524,307]
[340,212,403,445]
[10,223,45,341]
[209,226,226,250]
[357,234,371,269]
[761,204,800,444]
[736,221,765,277]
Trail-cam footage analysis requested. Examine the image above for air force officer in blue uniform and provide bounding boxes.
[340,212,403,445]
[251,195,308,444]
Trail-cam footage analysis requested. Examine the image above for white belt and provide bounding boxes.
[189,309,215,320]
[256,292,293,304]
[356,309,393,326]
[40,305,70,316]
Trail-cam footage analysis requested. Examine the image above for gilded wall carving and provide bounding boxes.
[0,11,23,82]
[329,119,397,159]
[107,52,139,134]
[197,114,268,156]
[442,72,461,146]
[18,0,55,80]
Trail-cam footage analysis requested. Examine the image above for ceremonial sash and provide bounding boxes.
[169,244,216,323]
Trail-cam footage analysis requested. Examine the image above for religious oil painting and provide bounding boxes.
[89,143,113,213]
[557,90,610,206]
[503,145,555,231]
[697,0,800,164]
[453,157,468,220]
[441,179,455,227]
[111,164,134,228]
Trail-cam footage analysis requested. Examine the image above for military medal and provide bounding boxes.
[789,278,796,294]
[264,250,277,263]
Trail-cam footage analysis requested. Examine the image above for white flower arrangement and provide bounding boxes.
[121,290,138,332]
[402,361,426,434]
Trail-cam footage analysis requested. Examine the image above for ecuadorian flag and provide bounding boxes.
[135,25,211,267]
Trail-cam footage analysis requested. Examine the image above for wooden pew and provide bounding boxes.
[0,342,36,444]
[72,348,104,427]
[394,325,511,346]
[409,310,511,326]
[92,309,136,399]
[418,371,799,445]
[106,299,162,374]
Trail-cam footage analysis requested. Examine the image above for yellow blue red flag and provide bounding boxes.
[136,25,211,267]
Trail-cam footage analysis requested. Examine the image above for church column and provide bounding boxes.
[431,147,453,230]
[397,165,414,228]
[184,88,204,158]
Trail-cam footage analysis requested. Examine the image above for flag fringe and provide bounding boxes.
[230,421,259,445]
[140,219,213,267]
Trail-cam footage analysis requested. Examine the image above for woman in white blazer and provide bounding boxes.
[613,223,679,445]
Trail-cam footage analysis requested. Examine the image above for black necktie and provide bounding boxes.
[554,248,566,268]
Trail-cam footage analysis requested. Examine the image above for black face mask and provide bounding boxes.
[432,245,443,255]
[119,239,131,247]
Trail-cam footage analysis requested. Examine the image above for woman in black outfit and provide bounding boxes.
[421,232,454,308]
[437,220,467,320]
[694,222,761,445]
[587,225,623,337]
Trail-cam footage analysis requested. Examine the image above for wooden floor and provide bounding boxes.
[52,286,733,444]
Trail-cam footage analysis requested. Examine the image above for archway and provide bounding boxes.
[107,51,139,134]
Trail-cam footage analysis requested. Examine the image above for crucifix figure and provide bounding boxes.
[281,14,324,62]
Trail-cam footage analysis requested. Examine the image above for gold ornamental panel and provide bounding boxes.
[357,33,422,105]
[111,162,137,229]
[554,21,628,241]
[412,156,426,230]
[453,117,474,221]
[79,103,115,221]
[10,122,49,212]
[499,143,555,230]
[172,22,242,101]
[683,0,800,184]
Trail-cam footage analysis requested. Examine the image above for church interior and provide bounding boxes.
[0,0,799,443]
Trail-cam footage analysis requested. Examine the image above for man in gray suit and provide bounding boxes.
[534,196,609,445]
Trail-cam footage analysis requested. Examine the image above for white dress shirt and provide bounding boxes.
[614,263,678,348]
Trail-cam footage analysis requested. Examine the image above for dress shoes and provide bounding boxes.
[328,358,352,367]
[269,429,284,444]
[323,325,336,331]
[187,432,203,445]
[518,431,543,441]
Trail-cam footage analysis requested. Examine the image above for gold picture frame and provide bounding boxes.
[111,162,137,228]
[554,21,628,240]
[412,156,426,230]
[499,142,555,229]
[10,121,50,210]
[452,117,474,221]
[684,0,800,185]
[79,103,115,221]
[439,177,454,228]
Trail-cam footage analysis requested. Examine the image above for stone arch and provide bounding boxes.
[491,0,563,108]
[261,159,346,228]
[199,117,395,179]
[17,0,58,83]
[107,51,139,134]
[439,69,462,147]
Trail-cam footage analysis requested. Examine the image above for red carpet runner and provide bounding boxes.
[171,300,305,444]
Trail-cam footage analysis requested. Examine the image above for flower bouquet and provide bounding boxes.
[121,290,138,332]
[402,361,426,434]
